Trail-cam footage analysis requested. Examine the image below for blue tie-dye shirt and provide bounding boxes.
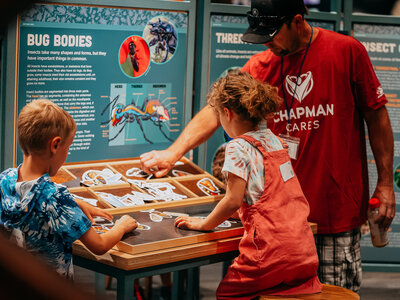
[0,168,91,279]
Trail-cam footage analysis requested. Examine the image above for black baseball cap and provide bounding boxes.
[242,0,307,44]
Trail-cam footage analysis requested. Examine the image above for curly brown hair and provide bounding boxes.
[207,71,282,126]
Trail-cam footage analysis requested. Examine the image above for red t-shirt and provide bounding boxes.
[243,28,387,234]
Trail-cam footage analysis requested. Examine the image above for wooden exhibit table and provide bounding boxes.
[73,220,317,300]
[73,236,242,300]
[57,158,317,299]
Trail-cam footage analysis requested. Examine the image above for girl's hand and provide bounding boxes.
[114,215,138,233]
[75,199,113,224]
[174,216,209,231]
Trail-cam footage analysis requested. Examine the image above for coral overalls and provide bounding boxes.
[217,135,321,300]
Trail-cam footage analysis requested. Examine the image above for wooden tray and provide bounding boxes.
[53,157,226,212]
[109,203,243,255]
[69,187,109,209]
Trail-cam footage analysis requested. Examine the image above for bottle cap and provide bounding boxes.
[369,197,380,209]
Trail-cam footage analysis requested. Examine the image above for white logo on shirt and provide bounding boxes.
[285,71,314,103]
[269,29,278,37]
[377,86,384,98]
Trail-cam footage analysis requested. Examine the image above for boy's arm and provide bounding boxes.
[79,215,137,255]
[175,173,245,231]
[74,198,113,223]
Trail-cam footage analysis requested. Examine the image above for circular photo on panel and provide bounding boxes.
[143,16,178,64]
[119,35,150,78]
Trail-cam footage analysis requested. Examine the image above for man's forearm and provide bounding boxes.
[365,106,394,185]
[168,105,221,161]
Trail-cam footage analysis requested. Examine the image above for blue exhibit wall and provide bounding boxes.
[1,0,196,168]
[17,4,186,163]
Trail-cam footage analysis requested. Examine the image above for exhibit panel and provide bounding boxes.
[352,23,400,267]
[204,13,265,173]
[2,0,196,169]
[195,1,341,173]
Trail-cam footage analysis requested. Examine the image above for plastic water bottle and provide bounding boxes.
[368,198,389,248]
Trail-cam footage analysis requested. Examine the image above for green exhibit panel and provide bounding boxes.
[2,0,196,168]
[205,13,265,173]
[196,1,341,173]
[352,23,400,267]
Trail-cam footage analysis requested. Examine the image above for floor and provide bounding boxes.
[74,263,400,299]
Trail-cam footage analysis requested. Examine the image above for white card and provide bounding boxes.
[280,161,295,182]
[279,134,300,160]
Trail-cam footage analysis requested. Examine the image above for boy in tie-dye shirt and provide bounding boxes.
[0,100,137,278]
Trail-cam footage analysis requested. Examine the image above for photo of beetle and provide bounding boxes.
[143,16,177,63]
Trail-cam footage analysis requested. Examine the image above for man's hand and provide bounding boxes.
[75,199,113,224]
[373,184,395,231]
[140,150,178,178]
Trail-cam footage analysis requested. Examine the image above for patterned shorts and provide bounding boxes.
[314,228,362,292]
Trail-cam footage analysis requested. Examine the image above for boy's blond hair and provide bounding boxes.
[17,99,76,155]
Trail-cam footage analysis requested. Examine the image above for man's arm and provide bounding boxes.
[140,105,220,177]
[364,105,395,230]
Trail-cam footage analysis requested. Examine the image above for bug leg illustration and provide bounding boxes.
[135,115,153,144]
[155,120,173,142]
[101,94,120,116]
[109,118,128,141]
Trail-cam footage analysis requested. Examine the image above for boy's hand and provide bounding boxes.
[75,199,113,224]
[114,215,138,232]
[174,216,207,231]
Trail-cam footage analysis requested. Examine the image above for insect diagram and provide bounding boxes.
[147,18,177,63]
[101,95,173,144]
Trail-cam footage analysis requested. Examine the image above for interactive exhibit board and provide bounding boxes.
[352,23,400,268]
[98,203,243,255]
[4,1,193,167]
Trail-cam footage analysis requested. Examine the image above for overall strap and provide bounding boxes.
[237,135,268,158]
[275,136,289,150]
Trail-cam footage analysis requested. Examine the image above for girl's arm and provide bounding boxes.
[175,173,245,231]
[79,215,137,255]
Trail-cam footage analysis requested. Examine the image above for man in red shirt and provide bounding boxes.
[140,0,395,292]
